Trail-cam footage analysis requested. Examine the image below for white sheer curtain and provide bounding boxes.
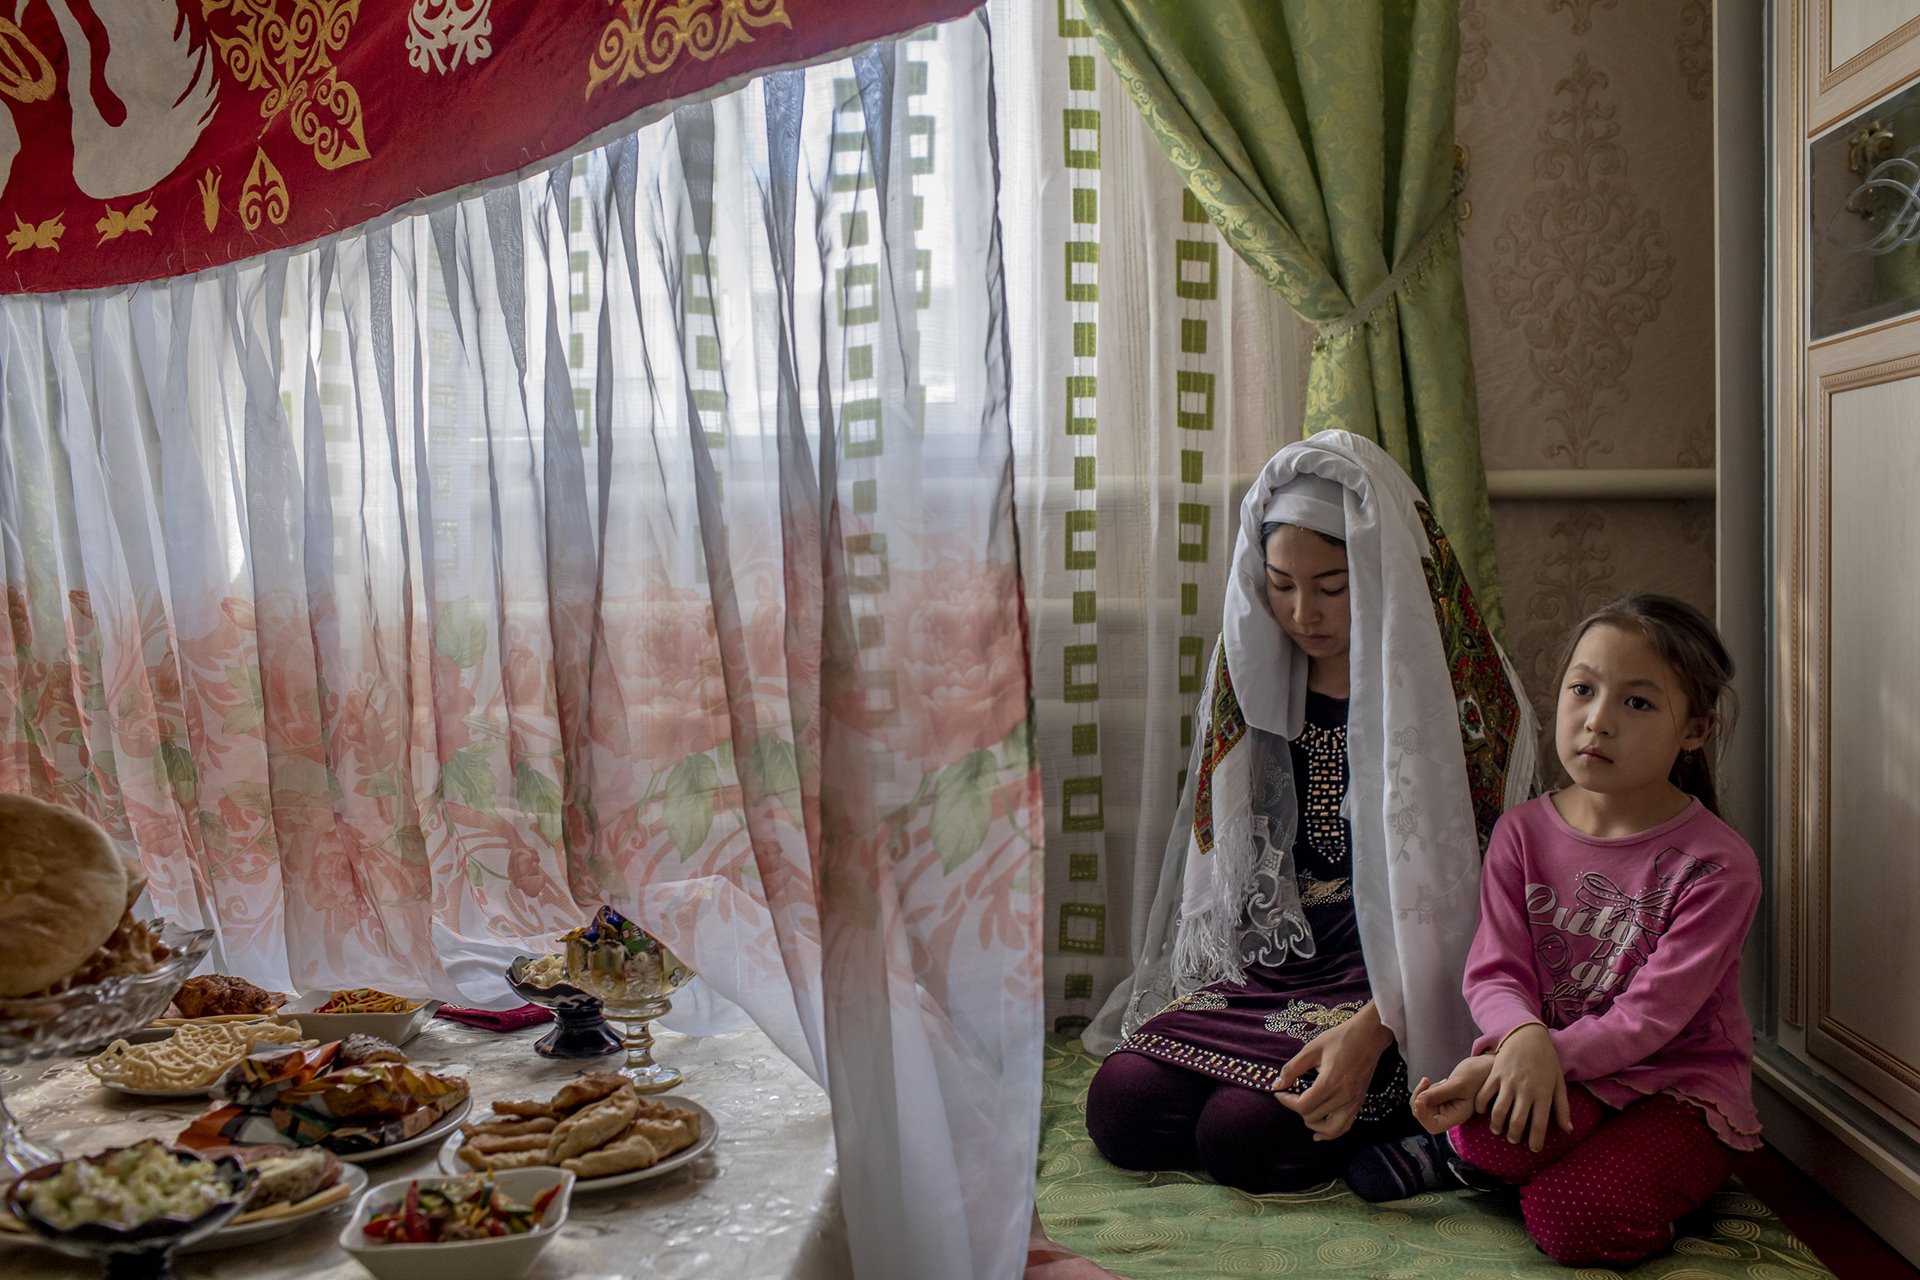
[990,0,1310,1038]
[0,15,1038,1279]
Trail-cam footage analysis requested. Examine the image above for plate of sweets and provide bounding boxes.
[177,1034,471,1164]
[439,1072,715,1192]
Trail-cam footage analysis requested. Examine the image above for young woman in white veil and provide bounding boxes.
[1083,431,1537,1199]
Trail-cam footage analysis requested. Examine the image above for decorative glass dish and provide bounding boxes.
[0,924,214,1182]
[560,910,694,1093]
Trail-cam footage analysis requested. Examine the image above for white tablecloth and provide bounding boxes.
[0,1019,848,1279]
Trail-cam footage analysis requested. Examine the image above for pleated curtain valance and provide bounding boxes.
[0,0,978,294]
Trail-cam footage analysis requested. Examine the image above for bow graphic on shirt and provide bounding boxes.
[1574,846,1722,968]
[1535,846,1724,1022]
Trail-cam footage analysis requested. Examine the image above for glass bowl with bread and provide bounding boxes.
[0,792,217,1180]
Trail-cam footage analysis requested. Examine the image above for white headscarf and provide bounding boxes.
[1088,432,1537,1084]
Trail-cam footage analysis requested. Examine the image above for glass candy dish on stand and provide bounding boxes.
[561,909,693,1093]
[0,924,215,1182]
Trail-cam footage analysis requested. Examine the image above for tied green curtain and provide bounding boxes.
[1080,0,1502,632]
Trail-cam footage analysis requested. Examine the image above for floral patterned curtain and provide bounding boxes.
[0,15,1040,1278]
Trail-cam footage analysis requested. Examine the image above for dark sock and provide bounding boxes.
[1343,1131,1459,1202]
[1444,1152,1507,1194]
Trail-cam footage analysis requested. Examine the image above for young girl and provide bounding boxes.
[1410,594,1760,1267]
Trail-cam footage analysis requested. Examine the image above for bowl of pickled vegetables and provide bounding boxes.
[338,1169,572,1280]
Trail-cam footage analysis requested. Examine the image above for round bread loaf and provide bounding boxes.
[0,794,129,998]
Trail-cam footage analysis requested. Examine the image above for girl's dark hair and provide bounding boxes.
[1555,594,1737,815]
[1259,520,1346,550]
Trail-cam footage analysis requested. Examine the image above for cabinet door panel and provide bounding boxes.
[1806,339,1920,1133]
[1809,0,1920,135]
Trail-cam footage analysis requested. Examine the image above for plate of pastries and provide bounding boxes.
[439,1072,714,1191]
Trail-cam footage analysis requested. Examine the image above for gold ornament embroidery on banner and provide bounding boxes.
[240,148,290,230]
[0,17,55,102]
[198,171,221,231]
[587,0,792,101]
[203,0,371,170]
[96,199,158,244]
[5,213,63,254]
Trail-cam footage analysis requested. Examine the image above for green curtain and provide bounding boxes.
[1080,0,1503,633]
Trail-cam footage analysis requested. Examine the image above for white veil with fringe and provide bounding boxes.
[1083,432,1537,1085]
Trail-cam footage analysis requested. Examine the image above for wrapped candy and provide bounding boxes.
[560,907,692,1006]
[179,1043,468,1154]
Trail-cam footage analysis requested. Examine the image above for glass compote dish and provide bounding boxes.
[0,923,214,1182]
[561,908,693,1094]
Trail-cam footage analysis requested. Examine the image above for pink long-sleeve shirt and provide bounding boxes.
[1462,794,1762,1149]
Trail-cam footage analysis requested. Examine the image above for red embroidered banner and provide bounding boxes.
[0,0,979,294]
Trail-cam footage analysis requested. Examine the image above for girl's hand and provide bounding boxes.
[1473,1023,1572,1152]
[1272,1002,1395,1142]
[1409,1054,1495,1134]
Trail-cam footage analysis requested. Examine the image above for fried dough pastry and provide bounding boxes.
[546,1086,639,1162]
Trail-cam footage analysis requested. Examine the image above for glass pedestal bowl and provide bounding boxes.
[0,924,215,1183]
[504,957,621,1060]
[5,1144,252,1280]
[562,923,694,1095]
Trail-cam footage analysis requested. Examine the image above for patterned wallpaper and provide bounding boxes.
[1456,0,1718,758]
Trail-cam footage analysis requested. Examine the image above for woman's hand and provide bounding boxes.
[1474,1023,1571,1151]
[1410,1054,1495,1134]
[1272,1002,1395,1142]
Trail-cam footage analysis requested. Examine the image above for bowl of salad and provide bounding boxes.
[338,1168,572,1280]
[4,1140,254,1277]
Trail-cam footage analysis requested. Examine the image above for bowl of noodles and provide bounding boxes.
[284,989,440,1046]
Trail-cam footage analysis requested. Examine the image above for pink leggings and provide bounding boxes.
[1450,1086,1733,1267]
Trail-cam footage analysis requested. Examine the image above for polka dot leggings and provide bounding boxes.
[1450,1086,1732,1267]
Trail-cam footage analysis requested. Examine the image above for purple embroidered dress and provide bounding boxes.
[1113,692,1411,1122]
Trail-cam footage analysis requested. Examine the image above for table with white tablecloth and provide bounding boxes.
[0,1020,848,1279]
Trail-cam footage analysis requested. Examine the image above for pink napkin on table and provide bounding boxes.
[433,1003,554,1032]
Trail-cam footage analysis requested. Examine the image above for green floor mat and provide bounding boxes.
[1037,1037,1834,1279]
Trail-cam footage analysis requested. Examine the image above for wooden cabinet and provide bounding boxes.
[1768,2,1920,1261]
